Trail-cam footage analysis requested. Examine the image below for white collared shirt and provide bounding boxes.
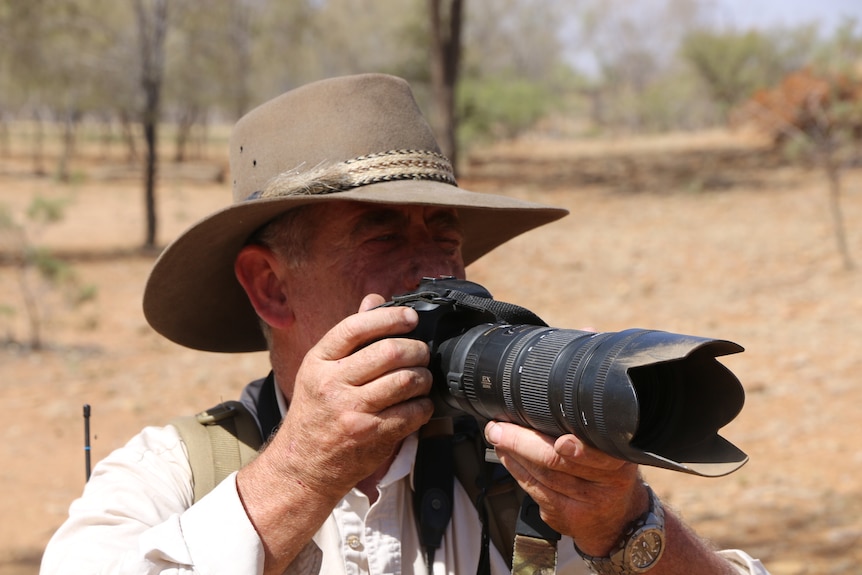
[40,423,769,574]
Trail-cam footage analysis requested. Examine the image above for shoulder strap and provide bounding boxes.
[415,415,525,574]
[171,401,263,503]
[452,416,524,573]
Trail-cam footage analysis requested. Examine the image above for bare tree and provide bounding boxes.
[428,0,463,172]
[134,0,169,249]
[227,0,254,119]
[735,69,860,270]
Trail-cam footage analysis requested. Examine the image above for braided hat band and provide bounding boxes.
[254,150,456,200]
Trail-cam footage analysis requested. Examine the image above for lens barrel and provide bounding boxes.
[437,324,748,476]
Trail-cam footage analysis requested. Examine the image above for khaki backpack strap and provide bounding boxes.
[511,495,560,575]
[481,467,524,567]
[171,401,263,503]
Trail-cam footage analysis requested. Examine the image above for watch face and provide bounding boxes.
[628,528,664,570]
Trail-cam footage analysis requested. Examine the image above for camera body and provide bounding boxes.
[384,277,748,477]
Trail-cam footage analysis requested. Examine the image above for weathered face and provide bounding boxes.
[280,201,466,354]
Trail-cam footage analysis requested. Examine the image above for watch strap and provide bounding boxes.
[575,484,665,575]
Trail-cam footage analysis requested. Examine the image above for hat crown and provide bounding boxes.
[230,74,443,203]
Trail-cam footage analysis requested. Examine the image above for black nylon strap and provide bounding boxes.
[445,289,548,327]
[404,283,551,574]
[414,418,455,569]
[256,372,282,442]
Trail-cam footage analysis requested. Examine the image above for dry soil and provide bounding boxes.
[1,132,860,575]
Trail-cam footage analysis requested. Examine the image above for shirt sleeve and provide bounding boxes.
[40,425,265,575]
[719,549,772,575]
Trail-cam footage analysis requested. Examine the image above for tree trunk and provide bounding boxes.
[0,112,10,157]
[173,105,199,163]
[143,95,158,248]
[135,0,168,249]
[428,0,463,175]
[118,110,139,163]
[32,110,46,177]
[230,2,252,119]
[821,147,854,271]
[57,108,79,183]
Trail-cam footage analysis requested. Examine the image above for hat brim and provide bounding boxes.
[143,179,568,352]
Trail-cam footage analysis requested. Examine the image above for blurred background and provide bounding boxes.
[1,0,862,189]
[1,1,861,574]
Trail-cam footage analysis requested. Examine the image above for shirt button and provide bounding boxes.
[347,535,363,550]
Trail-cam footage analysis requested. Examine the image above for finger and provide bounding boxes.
[315,305,419,361]
[369,391,435,436]
[553,434,629,472]
[359,293,386,312]
[354,366,434,413]
[326,369,434,447]
[339,336,430,387]
[486,422,627,478]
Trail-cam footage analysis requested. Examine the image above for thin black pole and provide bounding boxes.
[83,404,92,481]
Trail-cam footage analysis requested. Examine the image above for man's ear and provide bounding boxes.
[234,244,295,329]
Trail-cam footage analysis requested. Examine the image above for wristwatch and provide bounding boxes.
[575,484,666,575]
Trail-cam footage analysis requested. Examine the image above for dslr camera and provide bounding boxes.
[383,277,748,476]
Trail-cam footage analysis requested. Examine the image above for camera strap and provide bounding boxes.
[414,419,561,575]
[444,289,548,327]
[414,417,455,569]
[447,289,562,574]
[396,281,561,573]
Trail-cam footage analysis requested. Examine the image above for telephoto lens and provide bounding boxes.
[390,277,748,477]
[436,324,748,476]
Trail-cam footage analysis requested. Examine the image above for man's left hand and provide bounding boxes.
[484,420,649,557]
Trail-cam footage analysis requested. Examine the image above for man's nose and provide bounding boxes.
[403,264,452,292]
[402,243,460,291]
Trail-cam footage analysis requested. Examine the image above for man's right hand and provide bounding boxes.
[270,293,434,495]
[236,294,434,573]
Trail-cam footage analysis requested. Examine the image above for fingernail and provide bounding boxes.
[402,307,419,323]
[559,436,579,458]
[485,422,502,445]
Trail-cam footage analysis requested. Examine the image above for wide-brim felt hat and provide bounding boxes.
[143,73,569,353]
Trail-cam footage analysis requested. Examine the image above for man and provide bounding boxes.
[41,74,769,574]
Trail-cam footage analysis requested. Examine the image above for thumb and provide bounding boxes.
[359,293,387,312]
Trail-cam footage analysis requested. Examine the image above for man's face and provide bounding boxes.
[281,201,466,353]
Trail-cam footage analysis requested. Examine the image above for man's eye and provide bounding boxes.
[436,235,462,249]
[436,231,462,243]
[373,234,399,242]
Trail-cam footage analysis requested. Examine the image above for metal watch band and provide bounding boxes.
[574,484,665,575]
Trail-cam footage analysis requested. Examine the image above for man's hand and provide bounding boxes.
[237,294,434,573]
[484,421,646,556]
[273,293,434,496]
[485,422,743,575]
